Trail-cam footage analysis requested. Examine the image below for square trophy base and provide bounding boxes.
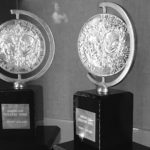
[0,88,35,141]
[73,89,133,150]
[0,126,60,150]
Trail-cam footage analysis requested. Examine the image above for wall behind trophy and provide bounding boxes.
[19,0,150,142]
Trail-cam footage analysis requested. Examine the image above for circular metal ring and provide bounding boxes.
[0,10,55,85]
[78,2,135,91]
[100,2,135,87]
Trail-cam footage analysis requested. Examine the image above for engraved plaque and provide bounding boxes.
[76,108,96,142]
[1,104,30,129]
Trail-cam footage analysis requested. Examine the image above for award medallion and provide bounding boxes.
[0,19,45,74]
[77,2,135,94]
[78,14,129,77]
[0,10,55,89]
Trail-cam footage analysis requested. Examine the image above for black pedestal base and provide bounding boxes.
[0,126,60,150]
[73,89,133,150]
[0,88,35,140]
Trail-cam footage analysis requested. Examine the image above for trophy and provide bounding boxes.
[74,2,135,150]
[0,10,55,141]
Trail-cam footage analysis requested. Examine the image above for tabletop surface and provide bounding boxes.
[53,140,150,150]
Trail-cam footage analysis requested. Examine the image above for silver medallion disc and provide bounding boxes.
[78,14,129,77]
[0,19,45,74]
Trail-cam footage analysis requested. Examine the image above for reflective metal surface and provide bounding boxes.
[76,108,96,142]
[78,14,129,77]
[0,19,45,74]
[77,2,135,94]
[0,10,55,88]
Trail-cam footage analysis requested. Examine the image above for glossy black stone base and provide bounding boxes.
[73,89,133,150]
[0,88,35,141]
